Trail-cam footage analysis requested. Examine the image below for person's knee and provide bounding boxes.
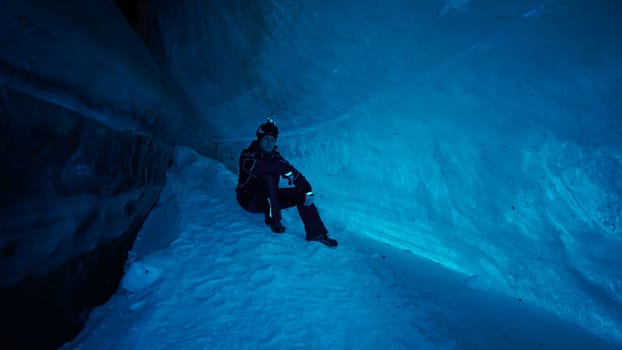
[295,192,307,206]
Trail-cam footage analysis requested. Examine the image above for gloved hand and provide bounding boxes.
[284,171,294,186]
[304,191,314,206]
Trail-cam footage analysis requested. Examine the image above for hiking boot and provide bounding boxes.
[266,220,286,233]
[307,234,338,248]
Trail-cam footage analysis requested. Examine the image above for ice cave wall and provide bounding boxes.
[152,0,622,341]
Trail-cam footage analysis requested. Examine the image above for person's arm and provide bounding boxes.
[274,152,312,194]
[239,150,292,177]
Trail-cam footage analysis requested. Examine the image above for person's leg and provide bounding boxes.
[276,188,334,245]
[298,204,330,240]
[274,187,298,209]
[244,178,336,246]
[237,177,285,233]
[262,174,282,222]
[236,186,266,214]
[261,174,287,233]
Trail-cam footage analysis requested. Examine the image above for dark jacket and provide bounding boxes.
[236,140,311,196]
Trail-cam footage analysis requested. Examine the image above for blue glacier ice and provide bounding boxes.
[1,0,621,348]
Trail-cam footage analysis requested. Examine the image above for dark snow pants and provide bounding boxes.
[236,174,328,240]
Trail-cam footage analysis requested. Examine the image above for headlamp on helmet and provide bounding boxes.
[256,117,279,140]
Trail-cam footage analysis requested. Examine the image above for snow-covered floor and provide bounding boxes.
[63,148,620,350]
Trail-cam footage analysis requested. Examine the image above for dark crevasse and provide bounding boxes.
[0,87,173,349]
[0,1,178,348]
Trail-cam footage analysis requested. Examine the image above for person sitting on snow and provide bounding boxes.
[235,117,338,247]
